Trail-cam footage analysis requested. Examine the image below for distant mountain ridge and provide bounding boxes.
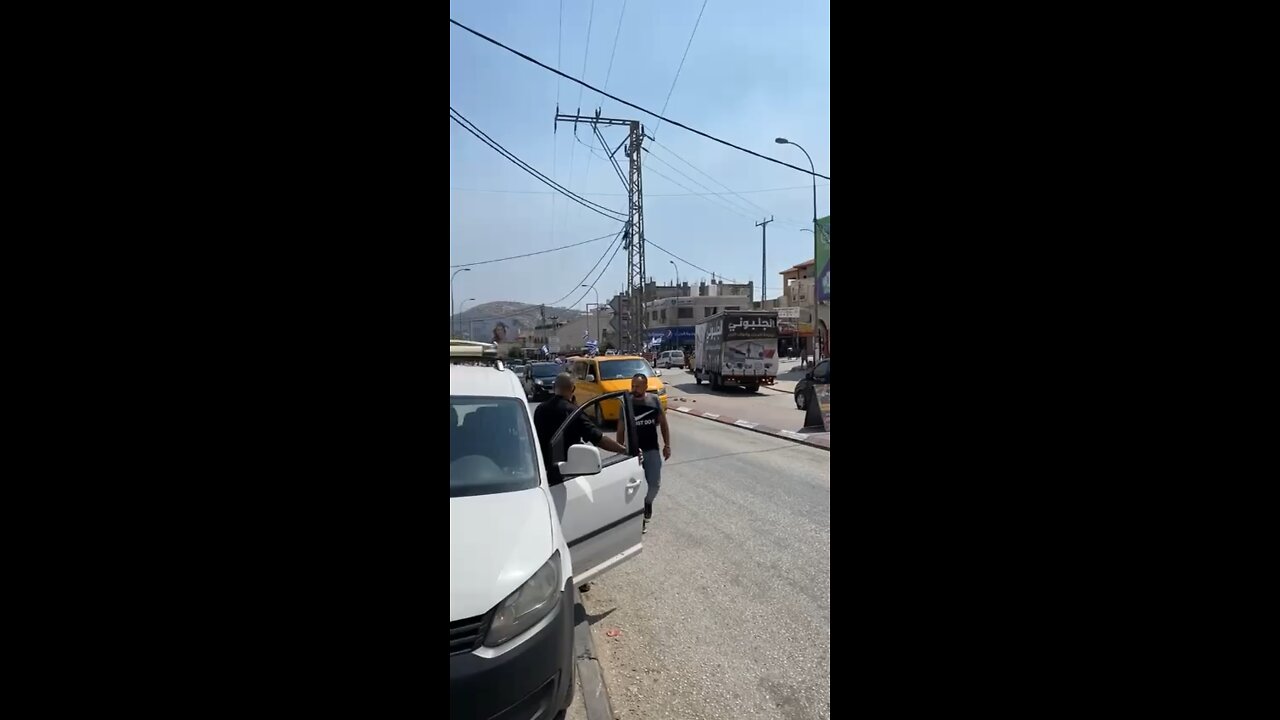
[449,301,582,341]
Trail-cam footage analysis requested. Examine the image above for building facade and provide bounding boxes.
[778,259,830,360]
[641,279,754,351]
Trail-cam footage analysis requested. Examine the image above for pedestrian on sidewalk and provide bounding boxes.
[616,373,670,534]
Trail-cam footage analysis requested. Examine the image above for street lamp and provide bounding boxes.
[450,268,471,338]
[581,285,600,344]
[775,137,820,364]
[669,260,680,290]
[458,298,476,338]
[800,228,813,233]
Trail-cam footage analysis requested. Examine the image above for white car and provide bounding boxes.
[656,350,685,368]
[450,359,646,719]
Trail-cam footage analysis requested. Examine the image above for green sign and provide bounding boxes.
[815,215,830,302]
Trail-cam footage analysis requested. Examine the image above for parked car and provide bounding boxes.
[523,362,561,401]
[656,350,685,368]
[450,348,646,720]
[794,358,830,410]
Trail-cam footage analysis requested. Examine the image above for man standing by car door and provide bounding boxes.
[534,373,627,487]
[616,373,670,534]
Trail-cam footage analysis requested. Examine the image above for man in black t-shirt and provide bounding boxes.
[616,373,670,534]
[533,373,627,486]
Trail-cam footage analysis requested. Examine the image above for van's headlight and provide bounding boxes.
[484,552,561,647]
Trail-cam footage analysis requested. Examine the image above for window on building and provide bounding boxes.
[660,309,667,321]
[705,306,717,317]
[724,306,741,312]
[677,307,693,319]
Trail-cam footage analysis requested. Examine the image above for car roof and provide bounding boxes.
[596,355,645,361]
[450,364,525,398]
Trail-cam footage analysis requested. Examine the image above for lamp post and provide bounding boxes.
[458,298,475,338]
[581,285,600,344]
[450,268,470,338]
[775,137,820,364]
[669,260,680,290]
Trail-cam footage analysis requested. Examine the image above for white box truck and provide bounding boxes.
[692,310,779,392]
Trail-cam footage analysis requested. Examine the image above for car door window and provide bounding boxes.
[548,390,645,585]
[548,392,637,469]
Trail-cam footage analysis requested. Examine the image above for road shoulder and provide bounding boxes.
[571,589,614,720]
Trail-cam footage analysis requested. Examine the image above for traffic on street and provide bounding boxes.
[451,2,829,715]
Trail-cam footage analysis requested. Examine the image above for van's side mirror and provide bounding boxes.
[557,444,603,477]
[585,374,595,382]
[654,370,663,377]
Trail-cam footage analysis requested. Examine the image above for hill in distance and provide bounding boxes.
[449,301,582,340]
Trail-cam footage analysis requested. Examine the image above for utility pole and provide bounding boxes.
[755,216,773,307]
[556,109,646,352]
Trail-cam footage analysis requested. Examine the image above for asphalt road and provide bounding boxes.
[576,410,831,720]
[658,367,820,434]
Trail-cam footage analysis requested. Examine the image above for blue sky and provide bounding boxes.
[450,0,830,316]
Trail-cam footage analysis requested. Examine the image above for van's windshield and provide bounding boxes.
[596,359,653,381]
[450,396,540,497]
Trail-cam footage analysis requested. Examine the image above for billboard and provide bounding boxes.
[815,215,830,303]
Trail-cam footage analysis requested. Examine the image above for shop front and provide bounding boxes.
[646,326,695,353]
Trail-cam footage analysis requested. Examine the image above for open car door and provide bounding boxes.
[548,390,646,585]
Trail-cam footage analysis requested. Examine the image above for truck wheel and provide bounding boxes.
[745,384,759,393]
[694,372,702,385]
[711,373,720,390]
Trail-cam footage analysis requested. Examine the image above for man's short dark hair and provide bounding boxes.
[554,373,576,393]
[632,373,647,383]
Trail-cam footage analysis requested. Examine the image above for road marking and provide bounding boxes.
[676,406,692,413]
[779,429,805,438]
[702,413,720,419]
[734,420,758,428]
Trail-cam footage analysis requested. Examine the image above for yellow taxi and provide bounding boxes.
[567,354,668,422]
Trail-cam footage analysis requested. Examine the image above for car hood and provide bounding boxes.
[450,488,555,620]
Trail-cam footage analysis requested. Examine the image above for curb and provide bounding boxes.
[669,405,830,450]
[573,590,613,720]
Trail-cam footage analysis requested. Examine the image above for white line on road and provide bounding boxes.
[734,420,758,428]
[676,407,692,413]
[702,413,720,419]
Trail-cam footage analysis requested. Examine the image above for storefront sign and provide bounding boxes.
[777,307,800,334]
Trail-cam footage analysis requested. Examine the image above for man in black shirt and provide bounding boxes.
[615,373,670,534]
[533,373,627,486]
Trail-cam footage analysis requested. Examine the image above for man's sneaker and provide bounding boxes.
[643,518,650,534]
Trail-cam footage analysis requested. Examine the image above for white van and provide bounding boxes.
[656,350,685,368]
[450,347,646,719]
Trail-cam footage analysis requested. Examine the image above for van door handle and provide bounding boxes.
[625,478,643,489]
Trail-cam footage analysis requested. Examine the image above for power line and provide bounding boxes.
[649,137,779,219]
[543,224,628,308]
[449,108,626,221]
[653,0,709,139]
[449,231,619,268]
[642,146,760,222]
[647,238,743,285]
[602,0,627,95]
[449,17,832,181]
[449,183,830,197]
[567,226,627,310]
[567,0,598,207]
